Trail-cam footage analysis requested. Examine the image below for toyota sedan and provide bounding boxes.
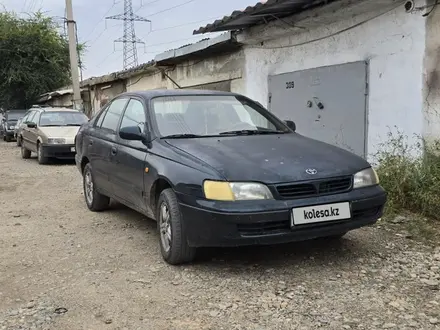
[74,90,387,265]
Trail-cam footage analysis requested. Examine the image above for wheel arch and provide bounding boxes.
[149,176,174,216]
[80,156,90,174]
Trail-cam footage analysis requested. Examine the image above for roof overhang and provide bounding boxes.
[193,0,337,34]
[155,32,241,66]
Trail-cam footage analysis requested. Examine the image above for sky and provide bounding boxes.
[1,0,259,79]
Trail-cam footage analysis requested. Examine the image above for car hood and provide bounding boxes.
[164,133,370,183]
[39,126,80,144]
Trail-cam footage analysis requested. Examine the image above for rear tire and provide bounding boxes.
[157,188,196,265]
[37,142,49,165]
[83,163,110,212]
[4,136,10,142]
[21,144,31,159]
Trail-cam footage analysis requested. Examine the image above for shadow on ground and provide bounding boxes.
[103,201,377,271]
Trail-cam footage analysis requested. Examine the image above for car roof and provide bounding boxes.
[31,107,82,113]
[117,89,242,101]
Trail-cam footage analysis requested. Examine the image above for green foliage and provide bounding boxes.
[0,11,81,109]
[373,129,440,220]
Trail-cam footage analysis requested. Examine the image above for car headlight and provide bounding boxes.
[9,126,15,129]
[203,181,273,201]
[47,138,66,144]
[353,167,379,189]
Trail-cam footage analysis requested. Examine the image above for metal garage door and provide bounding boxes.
[268,61,368,158]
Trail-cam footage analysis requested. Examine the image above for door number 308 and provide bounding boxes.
[285,81,295,89]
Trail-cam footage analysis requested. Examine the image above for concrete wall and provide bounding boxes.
[423,0,440,144]
[240,0,427,158]
[89,80,126,115]
[126,50,246,94]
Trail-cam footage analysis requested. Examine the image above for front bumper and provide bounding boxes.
[41,143,76,159]
[4,130,15,138]
[177,185,387,247]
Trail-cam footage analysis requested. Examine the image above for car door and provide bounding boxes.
[22,111,38,152]
[89,97,129,196]
[112,98,149,212]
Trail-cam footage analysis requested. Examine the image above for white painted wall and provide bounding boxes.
[241,0,427,158]
[423,1,440,144]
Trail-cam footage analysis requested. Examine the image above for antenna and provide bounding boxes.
[106,0,151,70]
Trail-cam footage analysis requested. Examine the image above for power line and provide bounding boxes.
[84,1,118,41]
[134,0,164,13]
[139,0,196,17]
[87,23,123,48]
[150,16,220,32]
[145,35,205,48]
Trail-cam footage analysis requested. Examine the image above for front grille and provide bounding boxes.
[319,177,352,194]
[237,221,290,236]
[276,176,352,199]
[276,183,316,199]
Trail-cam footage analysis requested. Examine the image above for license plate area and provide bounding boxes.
[291,202,351,226]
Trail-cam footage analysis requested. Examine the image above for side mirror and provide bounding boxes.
[27,122,37,128]
[119,126,143,141]
[284,120,296,132]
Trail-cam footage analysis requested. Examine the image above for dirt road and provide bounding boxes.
[0,141,439,330]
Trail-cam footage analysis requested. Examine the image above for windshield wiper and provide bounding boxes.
[65,124,82,126]
[219,129,286,136]
[161,133,204,139]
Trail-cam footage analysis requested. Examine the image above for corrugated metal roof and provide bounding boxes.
[193,0,334,34]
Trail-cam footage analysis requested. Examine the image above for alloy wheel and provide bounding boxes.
[159,202,172,253]
[84,170,94,205]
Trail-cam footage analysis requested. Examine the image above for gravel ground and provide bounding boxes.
[0,140,439,330]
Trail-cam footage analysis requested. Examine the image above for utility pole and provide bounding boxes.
[106,0,150,70]
[65,0,83,111]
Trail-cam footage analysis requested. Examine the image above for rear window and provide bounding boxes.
[39,111,89,127]
[7,112,25,120]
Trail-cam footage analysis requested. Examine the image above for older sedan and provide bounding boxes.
[75,90,387,265]
[20,107,89,164]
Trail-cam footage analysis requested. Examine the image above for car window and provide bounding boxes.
[119,99,146,135]
[27,111,37,123]
[39,111,88,127]
[100,98,128,132]
[95,104,109,128]
[21,112,31,123]
[151,95,286,136]
[33,112,41,125]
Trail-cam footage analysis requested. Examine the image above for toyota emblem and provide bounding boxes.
[305,168,317,175]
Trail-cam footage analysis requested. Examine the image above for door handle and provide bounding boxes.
[111,146,117,155]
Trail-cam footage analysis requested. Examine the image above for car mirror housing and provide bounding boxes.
[27,122,37,128]
[119,126,144,141]
[284,120,296,132]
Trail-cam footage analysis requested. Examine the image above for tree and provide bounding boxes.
[0,11,83,109]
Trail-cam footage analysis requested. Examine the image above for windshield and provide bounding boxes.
[151,95,289,137]
[7,112,25,120]
[39,111,88,127]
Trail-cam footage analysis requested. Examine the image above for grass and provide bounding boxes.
[372,129,440,241]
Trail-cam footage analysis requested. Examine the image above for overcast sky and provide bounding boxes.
[1,0,258,79]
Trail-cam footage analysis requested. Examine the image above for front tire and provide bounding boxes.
[16,135,21,147]
[83,163,110,212]
[37,142,49,164]
[21,144,31,159]
[157,188,196,265]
